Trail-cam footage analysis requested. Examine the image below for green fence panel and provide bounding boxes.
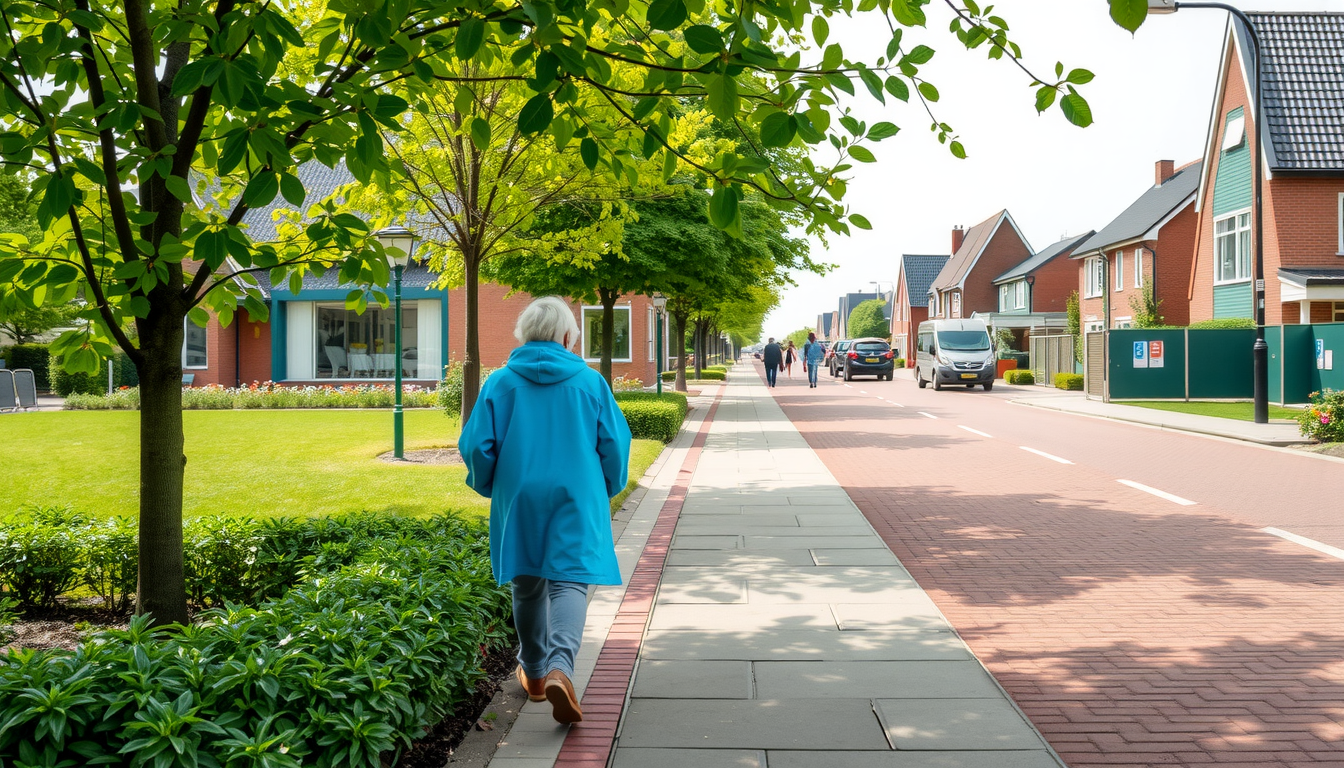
[1187,328,1255,399]
[1108,329,1187,399]
[1314,323,1344,394]
[1266,326,1282,404]
[1282,324,1316,404]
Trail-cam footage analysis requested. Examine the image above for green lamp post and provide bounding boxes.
[375,225,417,459]
[653,293,667,395]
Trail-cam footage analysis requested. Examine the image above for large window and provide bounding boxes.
[1135,248,1144,288]
[998,284,1010,312]
[183,319,208,369]
[583,305,631,361]
[951,293,961,318]
[1114,250,1124,291]
[1084,258,1104,298]
[316,303,418,378]
[1214,211,1252,284]
[647,307,655,361]
[1015,281,1026,309]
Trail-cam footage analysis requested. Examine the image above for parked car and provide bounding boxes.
[914,319,995,391]
[838,337,896,381]
[827,340,853,377]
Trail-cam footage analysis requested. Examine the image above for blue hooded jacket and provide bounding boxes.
[459,341,632,586]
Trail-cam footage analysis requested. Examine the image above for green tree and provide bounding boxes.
[786,327,812,348]
[1129,281,1163,328]
[847,299,889,339]
[1066,290,1083,364]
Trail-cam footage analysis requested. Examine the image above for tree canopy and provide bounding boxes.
[847,298,889,339]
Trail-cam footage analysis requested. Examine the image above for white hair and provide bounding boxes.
[514,296,581,347]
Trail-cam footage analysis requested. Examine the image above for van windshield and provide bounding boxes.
[937,330,991,351]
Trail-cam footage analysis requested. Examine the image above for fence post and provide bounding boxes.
[1183,328,1190,401]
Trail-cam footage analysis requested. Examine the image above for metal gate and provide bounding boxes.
[1085,332,1106,399]
[1029,334,1075,385]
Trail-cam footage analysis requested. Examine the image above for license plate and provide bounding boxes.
[865,357,880,363]
[960,373,977,379]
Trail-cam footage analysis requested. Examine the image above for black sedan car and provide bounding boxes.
[839,338,896,381]
[827,340,853,377]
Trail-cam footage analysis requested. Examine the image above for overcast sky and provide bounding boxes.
[762,0,1339,338]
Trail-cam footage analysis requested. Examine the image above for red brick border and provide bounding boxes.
[553,388,724,768]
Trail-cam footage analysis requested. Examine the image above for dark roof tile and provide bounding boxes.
[1074,162,1202,255]
[1241,13,1344,173]
[900,254,950,301]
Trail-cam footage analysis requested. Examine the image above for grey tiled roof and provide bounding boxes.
[1279,267,1344,284]
[1240,13,1344,173]
[995,231,1095,283]
[260,262,441,295]
[900,254,948,302]
[1074,162,1202,255]
[818,313,833,336]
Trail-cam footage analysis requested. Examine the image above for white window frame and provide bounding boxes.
[1135,248,1144,288]
[1337,193,1343,255]
[1335,301,1344,323]
[951,292,961,318]
[183,317,209,369]
[1085,321,1104,334]
[1014,281,1026,310]
[1222,112,1246,151]
[998,284,1010,312]
[1213,209,1253,285]
[581,305,633,363]
[929,294,938,316]
[1114,250,1124,291]
[1114,316,1133,329]
[1084,258,1104,298]
[647,306,655,361]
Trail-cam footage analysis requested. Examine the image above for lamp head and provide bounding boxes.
[1026,274,1036,286]
[1148,0,1177,14]
[375,225,417,268]
[651,292,667,310]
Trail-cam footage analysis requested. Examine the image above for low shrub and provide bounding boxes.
[660,369,726,381]
[0,596,16,646]
[0,514,513,768]
[49,353,105,397]
[438,361,496,415]
[1187,318,1256,330]
[614,391,689,442]
[1054,373,1084,391]
[0,507,88,609]
[1299,389,1344,443]
[0,344,50,390]
[1004,370,1035,385]
[611,375,645,392]
[80,516,138,613]
[893,358,906,369]
[63,383,438,410]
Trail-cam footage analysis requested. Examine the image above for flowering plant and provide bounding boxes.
[1297,389,1344,443]
[65,383,438,410]
[611,375,645,392]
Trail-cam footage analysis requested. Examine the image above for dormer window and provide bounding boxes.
[1222,109,1245,152]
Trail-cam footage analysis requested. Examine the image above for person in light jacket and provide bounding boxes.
[803,332,826,388]
[459,296,632,725]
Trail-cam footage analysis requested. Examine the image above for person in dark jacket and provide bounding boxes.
[459,296,632,725]
[762,338,783,387]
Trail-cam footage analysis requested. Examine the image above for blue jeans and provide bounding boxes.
[513,576,590,679]
[807,363,819,386]
[765,365,778,386]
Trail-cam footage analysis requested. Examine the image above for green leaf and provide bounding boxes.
[518,94,554,134]
[759,112,796,148]
[821,43,842,71]
[708,185,739,231]
[1109,0,1149,32]
[456,16,485,59]
[188,307,210,328]
[903,45,935,65]
[867,121,899,140]
[848,145,876,163]
[194,229,228,269]
[1060,89,1093,127]
[849,213,872,230]
[950,141,966,159]
[164,176,193,203]
[1066,68,1095,85]
[470,117,492,151]
[580,137,599,170]
[683,25,723,54]
[812,16,829,46]
[706,75,738,120]
[1035,85,1057,113]
[917,81,939,102]
[243,172,279,208]
[647,0,688,31]
[279,172,306,206]
[884,76,910,102]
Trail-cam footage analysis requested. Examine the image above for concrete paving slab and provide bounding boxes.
[747,580,925,605]
[679,525,875,537]
[671,534,742,550]
[874,699,1047,751]
[639,629,972,661]
[665,550,816,567]
[765,751,1062,768]
[743,535,882,550]
[812,548,902,566]
[752,661,1004,699]
[832,601,949,631]
[619,699,891,750]
[630,660,752,699]
[611,749,766,768]
[674,513,802,528]
[655,577,748,604]
[648,604,838,631]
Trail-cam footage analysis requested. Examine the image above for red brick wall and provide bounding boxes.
[961,223,1031,317]
[1153,204,1197,327]
[238,313,272,385]
[189,309,272,388]
[1028,253,1080,313]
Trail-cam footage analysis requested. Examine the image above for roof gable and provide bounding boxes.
[930,210,1032,292]
[994,231,1095,283]
[899,254,950,302]
[1075,161,1202,255]
[1246,13,1344,174]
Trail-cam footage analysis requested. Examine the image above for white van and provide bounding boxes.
[914,319,995,391]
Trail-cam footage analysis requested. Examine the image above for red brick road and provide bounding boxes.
[771,365,1344,768]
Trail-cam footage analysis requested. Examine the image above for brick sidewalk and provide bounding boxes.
[774,378,1344,768]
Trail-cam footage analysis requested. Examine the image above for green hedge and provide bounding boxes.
[0,344,50,390]
[1054,373,1084,391]
[65,384,439,410]
[893,358,906,369]
[0,512,512,768]
[49,353,105,397]
[1187,318,1256,330]
[661,369,726,381]
[1005,370,1035,385]
[614,391,688,442]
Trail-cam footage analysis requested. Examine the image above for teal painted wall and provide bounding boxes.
[1212,107,1251,217]
[1213,282,1252,319]
[1313,324,1344,395]
[1187,329,1255,399]
[1282,324,1316,404]
[1108,329,1187,400]
[1267,326,1282,404]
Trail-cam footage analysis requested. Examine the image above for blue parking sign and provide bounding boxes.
[1133,341,1149,369]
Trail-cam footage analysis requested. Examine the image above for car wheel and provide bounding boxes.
[916,369,926,388]
[966,384,975,389]
[983,382,994,392]
[932,373,943,391]
[843,366,852,381]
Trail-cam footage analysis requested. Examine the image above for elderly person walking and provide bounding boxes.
[459,296,632,725]
[762,337,782,387]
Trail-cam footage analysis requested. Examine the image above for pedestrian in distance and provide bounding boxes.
[762,337,783,387]
[784,340,797,378]
[458,296,633,725]
[803,332,825,388]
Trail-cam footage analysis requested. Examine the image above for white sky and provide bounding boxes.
[763,0,1340,337]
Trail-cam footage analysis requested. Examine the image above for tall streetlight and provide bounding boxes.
[375,225,417,458]
[652,293,667,395]
[1148,0,1268,423]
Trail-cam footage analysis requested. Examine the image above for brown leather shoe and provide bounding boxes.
[544,670,583,724]
[515,666,545,702]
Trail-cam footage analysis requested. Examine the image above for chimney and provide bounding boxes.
[951,225,965,253]
[1155,159,1175,186]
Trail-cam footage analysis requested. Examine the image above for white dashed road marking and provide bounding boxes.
[918,412,938,420]
[958,426,993,438]
[1263,528,1344,561]
[1019,446,1073,465]
[1117,479,1196,506]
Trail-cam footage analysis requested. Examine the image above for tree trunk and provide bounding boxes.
[599,288,616,389]
[672,311,688,393]
[693,318,706,379]
[461,253,481,422]
[135,312,189,625]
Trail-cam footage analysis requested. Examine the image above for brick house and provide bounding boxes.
[890,254,949,360]
[927,210,1033,320]
[1071,159,1202,331]
[185,163,661,388]
[984,231,1094,349]
[1189,13,1344,326]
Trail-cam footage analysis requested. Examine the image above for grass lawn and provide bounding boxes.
[1118,400,1300,422]
[4,409,665,520]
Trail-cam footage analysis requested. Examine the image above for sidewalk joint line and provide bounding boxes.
[1262,527,1344,560]
[1116,479,1196,506]
[1019,446,1073,464]
[958,425,993,438]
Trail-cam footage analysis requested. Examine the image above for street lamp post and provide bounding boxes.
[1025,274,1036,314]
[1148,0,1268,423]
[653,293,667,395]
[375,225,417,458]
